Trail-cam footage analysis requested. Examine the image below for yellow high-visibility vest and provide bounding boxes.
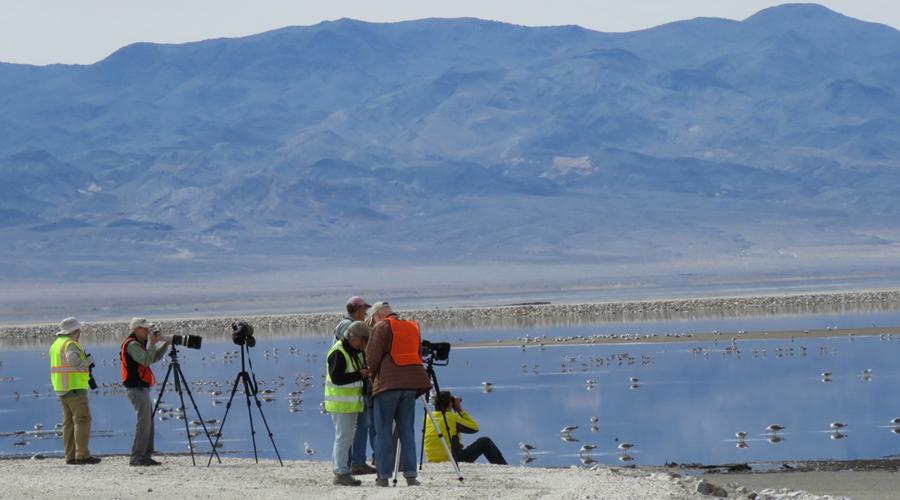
[49,336,90,392]
[323,341,364,413]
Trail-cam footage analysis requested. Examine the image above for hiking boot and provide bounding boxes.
[405,477,421,486]
[332,474,361,487]
[375,478,389,487]
[74,456,101,465]
[144,458,162,466]
[350,463,377,475]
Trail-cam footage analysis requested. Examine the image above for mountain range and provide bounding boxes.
[2,3,900,290]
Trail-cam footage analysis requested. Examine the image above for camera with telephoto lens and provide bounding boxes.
[231,321,256,348]
[421,340,451,362]
[171,333,203,350]
[152,325,203,350]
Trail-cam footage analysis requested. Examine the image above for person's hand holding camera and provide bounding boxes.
[84,353,98,390]
[151,330,171,346]
[452,396,462,412]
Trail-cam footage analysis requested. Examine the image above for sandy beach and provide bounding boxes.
[0,455,854,500]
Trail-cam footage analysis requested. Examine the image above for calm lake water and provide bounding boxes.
[2,310,900,467]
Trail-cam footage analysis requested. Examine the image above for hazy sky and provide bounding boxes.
[1,0,898,65]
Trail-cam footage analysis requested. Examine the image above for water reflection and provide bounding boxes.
[2,320,900,468]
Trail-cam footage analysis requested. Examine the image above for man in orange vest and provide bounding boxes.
[120,317,170,466]
[365,302,431,487]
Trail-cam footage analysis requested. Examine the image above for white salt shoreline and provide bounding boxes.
[2,289,900,343]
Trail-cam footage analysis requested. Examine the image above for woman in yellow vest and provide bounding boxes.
[48,317,101,465]
[324,321,370,486]
[424,391,507,465]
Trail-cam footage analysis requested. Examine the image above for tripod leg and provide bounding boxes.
[392,431,401,486]
[419,413,427,470]
[173,368,197,466]
[240,372,260,463]
[420,395,464,482]
[247,384,284,466]
[207,370,244,467]
[152,361,173,416]
[174,363,221,464]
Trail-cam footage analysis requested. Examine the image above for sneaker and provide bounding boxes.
[332,474,361,487]
[405,477,421,486]
[350,464,377,475]
[375,478,389,487]
[74,456,101,465]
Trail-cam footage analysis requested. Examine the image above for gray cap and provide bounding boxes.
[56,317,82,336]
[344,321,371,340]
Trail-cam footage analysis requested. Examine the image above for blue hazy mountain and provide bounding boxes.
[2,3,899,281]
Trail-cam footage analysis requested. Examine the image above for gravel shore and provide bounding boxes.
[0,455,848,500]
[2,290,900,344]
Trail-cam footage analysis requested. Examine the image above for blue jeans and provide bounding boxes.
[350,395,375,466]
[331,412,358,475]
[373,389,417,479]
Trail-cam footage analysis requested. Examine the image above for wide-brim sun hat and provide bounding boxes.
[56,317,83,336]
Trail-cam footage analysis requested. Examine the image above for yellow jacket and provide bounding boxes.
[424,409,479,462]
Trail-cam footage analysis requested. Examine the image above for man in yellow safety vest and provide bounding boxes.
[49,317,101,465]
[324,321,370,486]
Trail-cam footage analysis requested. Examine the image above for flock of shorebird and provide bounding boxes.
[484,328,900,466]
[518,418,637,466]
[4,345,323,451]
[4,328,900,464]
[732,417,900,448]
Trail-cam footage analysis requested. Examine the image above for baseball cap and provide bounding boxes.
[370,301,391,314]
[129,317,153,331]
[346,296,371,308]
[344,321,371,340]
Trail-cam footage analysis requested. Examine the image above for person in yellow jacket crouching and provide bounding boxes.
[424,391,507,465]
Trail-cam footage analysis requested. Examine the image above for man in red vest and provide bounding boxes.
[365,302,431,487]
[120,318,170,466]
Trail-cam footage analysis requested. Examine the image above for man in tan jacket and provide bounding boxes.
[365,302,431,487]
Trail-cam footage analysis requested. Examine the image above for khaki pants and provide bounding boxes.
[59,390,92,461]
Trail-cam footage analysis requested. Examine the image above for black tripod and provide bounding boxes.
[411,355,463,482]
[207,342,283,466]
[152,345,222,465]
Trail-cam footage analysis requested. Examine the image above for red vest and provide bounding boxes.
[386,317,423,366]
[120,335,156,388]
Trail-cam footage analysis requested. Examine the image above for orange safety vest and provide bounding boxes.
[120,335,156,388]
[386,317,423,366]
